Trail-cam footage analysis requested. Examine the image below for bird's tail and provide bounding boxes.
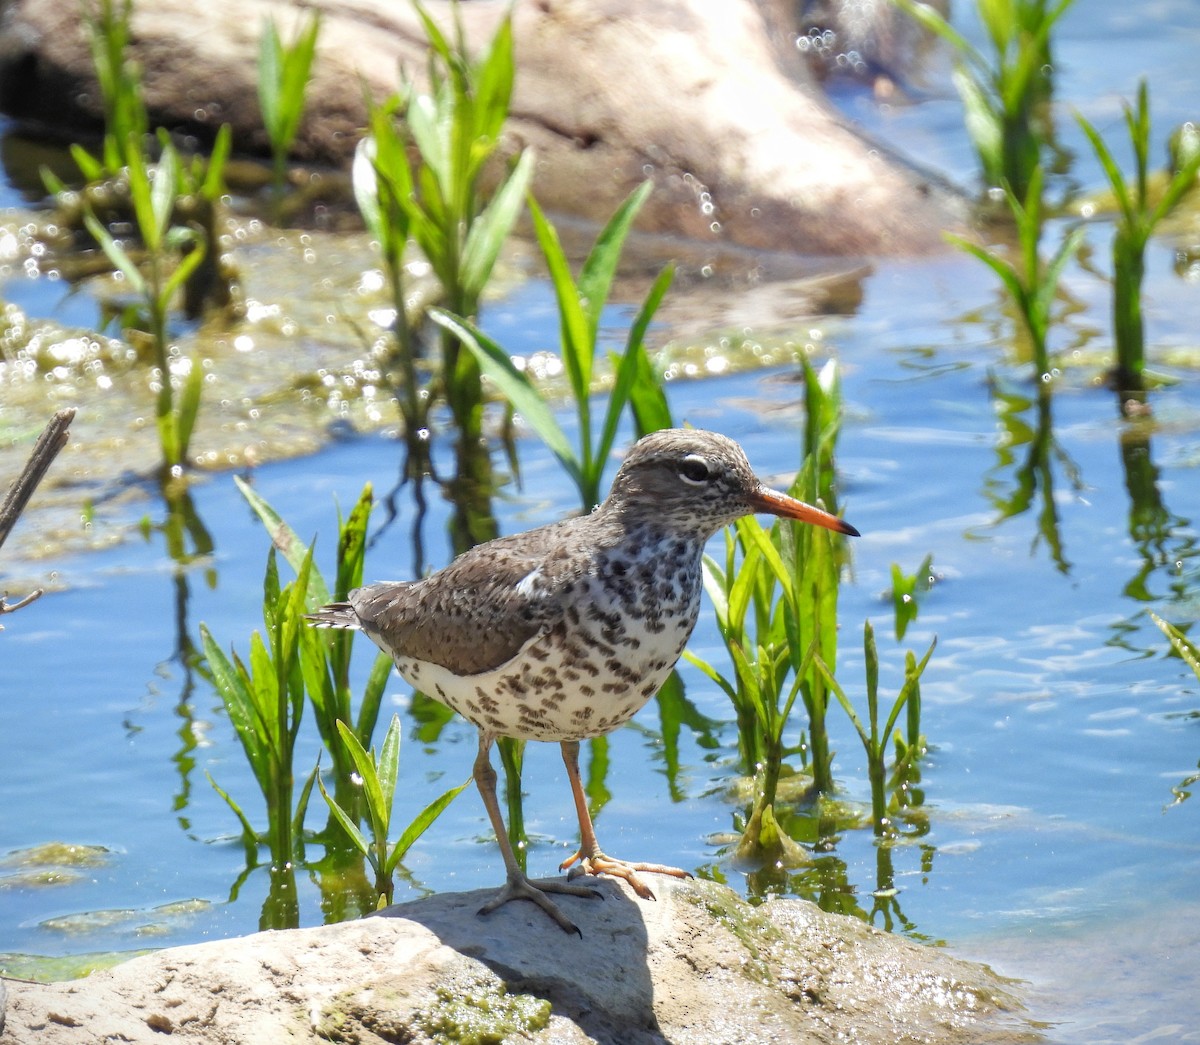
[305,602,362,630]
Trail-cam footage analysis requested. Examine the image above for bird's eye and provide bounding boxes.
[678,455,711,484]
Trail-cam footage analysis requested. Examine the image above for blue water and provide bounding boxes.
[3,0,1200,1039]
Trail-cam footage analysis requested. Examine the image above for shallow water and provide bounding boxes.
[3,1,1200,1041]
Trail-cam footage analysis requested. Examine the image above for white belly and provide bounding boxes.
[390,574,699,742]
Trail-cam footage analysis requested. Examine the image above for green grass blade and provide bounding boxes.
[386,779,471,873]
[460,148,534,298]
[292,762,319,858]
[234,476,332,607]
[355,651,394,744]
[206,771,260,862]
[813,652,869,747]
[597,262,674,456]
[881,637,937,741]
[737,516,794,602]
[528,194,592,404]
[82,212,146,295]
[1075,111,1137,227]
[578,181,653,340]
[334,719,387,832]
[429,308,583,487]
[317,773,371,859]
[681,649,739,704]
[945,233,1028,306]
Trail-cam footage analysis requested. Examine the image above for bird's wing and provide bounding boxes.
[350,520,582,677]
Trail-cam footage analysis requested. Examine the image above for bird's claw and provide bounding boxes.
[478,872,602,935]
[560,850,693,901]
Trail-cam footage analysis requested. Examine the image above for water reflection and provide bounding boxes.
[980,381,1082,574]
[1117,412,1192,604]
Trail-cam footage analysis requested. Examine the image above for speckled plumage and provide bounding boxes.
[309,428,858,933]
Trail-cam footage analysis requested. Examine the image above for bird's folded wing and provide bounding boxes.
[351,523,580,677]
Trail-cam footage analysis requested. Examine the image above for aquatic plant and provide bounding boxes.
[318,715,468,907]
[72,0,148,182]
[431,182,674,512]
[235,478,393,828]
[684,358,850,863]
[1075,81,1200,392]
[258,11,321,206]
[946,166,1084,382]
[82,140,211,474]
[200,545,315,869]
[353,0,533,446]
[815,621,935,837]
[890,554,934,641]
[894,0,1075,200]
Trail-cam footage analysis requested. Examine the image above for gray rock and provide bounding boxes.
[0,0,962,255]
[0,877,1041,1044]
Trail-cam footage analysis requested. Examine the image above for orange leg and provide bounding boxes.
[558,739,692,900]
[473,732,599,935]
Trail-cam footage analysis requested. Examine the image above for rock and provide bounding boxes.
[0,0,962,255]
[0,877,1040,1044]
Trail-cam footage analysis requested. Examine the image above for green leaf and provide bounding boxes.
[813,652,869,747]
[528,195,592,404]
[317,772,372,860]
[578,181,653,342]
[200,623,269,785]
[430,308,584,488]
[173,354,204,463]
[376,715,403,821]
[386,779,470,874]
[258,19,283,138]
[356,651,395,743]
[206,771,261,863]
[597,263,674,458]
[82,211,146,295]
[737,517,794,603]
[1076,110,1137,227]
[234,476,332,608]
[460,149,534,298]
[70,143,105,182]
[150,143,180,245]
[882,637,937,742]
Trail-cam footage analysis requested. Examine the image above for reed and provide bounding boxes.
[946,166,1083,382]
[353,1,533,445]
[815,621,936,837]
[431,182,674,512]
[258,12,321,206]
[318,716,468,907]
[1076,81,1200,392]
[685,358,851,863]
[894,0,1074,200]
[82,140,209,474]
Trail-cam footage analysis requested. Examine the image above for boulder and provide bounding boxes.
[0,877,1039,1044]
[0,0,962,254]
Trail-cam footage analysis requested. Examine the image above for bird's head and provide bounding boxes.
[604,428,859,539]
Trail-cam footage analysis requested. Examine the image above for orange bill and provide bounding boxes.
[748,486,860,537]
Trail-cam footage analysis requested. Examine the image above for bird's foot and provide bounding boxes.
[559,849,693,901]
[478,871,602,936]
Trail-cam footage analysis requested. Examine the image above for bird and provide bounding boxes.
[308,428,858,933]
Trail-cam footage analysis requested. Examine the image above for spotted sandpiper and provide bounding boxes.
[309,428,858,933]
